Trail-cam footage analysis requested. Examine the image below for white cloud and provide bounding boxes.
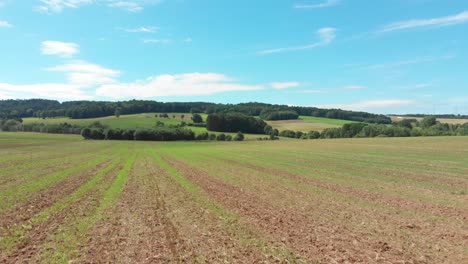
[123,26,158,33]
[382,11,468,32]
[143,39,171,44]
[41,41,79,57]
[343,85,366,90]
[0,20,12,27]
[271,82,301,89]
[319,99,417,112]
[184,37,193,43]
[0,83,92,100]
[36,0,159,13]
[259,27,336,54]
[108,1,142,12]
[36,0,94,13]
[45,60,121,86]
[294,0,338,9]
[0,60,121,100]
[96,73,263,98]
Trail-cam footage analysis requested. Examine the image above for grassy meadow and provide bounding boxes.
[0,132,467,263]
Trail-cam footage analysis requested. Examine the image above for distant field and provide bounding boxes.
[1,132,467,263]
[23,113,355,134]
[390,116,468,125]
[23,113,213,135]
[267,116,356,132]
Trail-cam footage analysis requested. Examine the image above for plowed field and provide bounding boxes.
[1,133,467,263]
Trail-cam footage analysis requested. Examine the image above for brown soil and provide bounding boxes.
[1,161,119,263]
[165,156,468,264]
[77,157,271,263]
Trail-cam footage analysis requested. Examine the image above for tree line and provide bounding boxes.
[0,99,391,124]
[275,117,468,140]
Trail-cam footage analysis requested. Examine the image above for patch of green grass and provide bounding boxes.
[299,116,358,125]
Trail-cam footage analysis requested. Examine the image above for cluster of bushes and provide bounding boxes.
[278,130,320,139]
[195,131,244,141]
[259,110,299,121]
[206,112,267,134]
[0,119,83,134]
[81,127,196,141]
[81,127,246,142]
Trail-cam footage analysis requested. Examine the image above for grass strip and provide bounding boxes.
[41,153,136,263]
[0,159,121,254]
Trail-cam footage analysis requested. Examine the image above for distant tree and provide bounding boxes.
[173,115,176,119]
[206,112,267,134]
[272,128,279,136]
[156,121,165,127]
[295,131,304,139]
[81,128,92,139]
[121,129,135,140]
[192,113,203,123]
[421,116,437,128]
[308,131,321,139]
[225,135,233,141]
[181,114,185,119]
[264,125,273,135]
[114,107,121,118]
[234,131,245,141]
[209,133,217,140]
[196,132,209,140]
[216,133,226,141]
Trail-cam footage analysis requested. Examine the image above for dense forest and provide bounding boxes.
[0,99,391,124]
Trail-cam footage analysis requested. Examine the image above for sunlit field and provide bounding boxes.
[1,133,467,263]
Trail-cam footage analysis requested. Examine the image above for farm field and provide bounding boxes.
[23,113,207,133]
[23,113,354,133]
[390,116,468,125]
[266,116,356,132]
[0,133,467,263]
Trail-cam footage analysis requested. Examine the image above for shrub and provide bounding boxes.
[192,113,203,123]
[234,131,245,141]
[216,134,226,141]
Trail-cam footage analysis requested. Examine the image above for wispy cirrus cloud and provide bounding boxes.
[143,38,171,44]
[271,82,301,89]
[36,0,94,13]
[343,85,366,90]
[300,85,366,94]
[107,1,142,12]
[259,27,336,54]
[294,0,338,9]
[0,20,12,27]
[381,11,468,32]
[41,41,79,57]
[123,26,158,33]
[36,0,159,13]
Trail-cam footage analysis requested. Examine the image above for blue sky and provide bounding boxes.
[1,0,468,114]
